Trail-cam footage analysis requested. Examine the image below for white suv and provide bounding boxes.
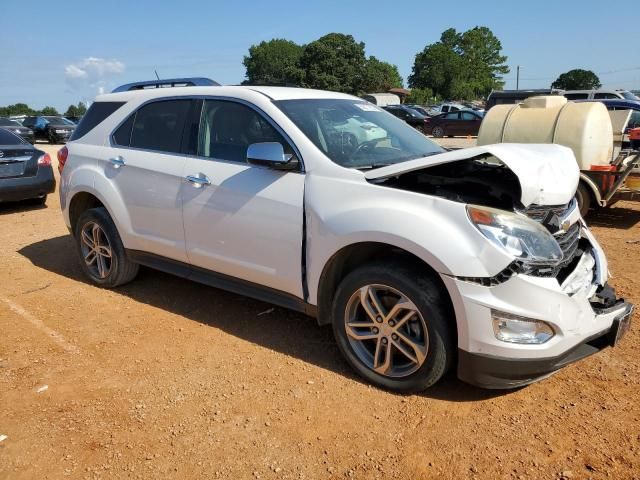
[58,78,633,392]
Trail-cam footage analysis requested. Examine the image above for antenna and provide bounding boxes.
[154,70,160,80]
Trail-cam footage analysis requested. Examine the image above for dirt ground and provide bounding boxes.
[1,142,639,480]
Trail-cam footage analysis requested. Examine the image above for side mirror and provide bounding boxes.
[246,142,297,170]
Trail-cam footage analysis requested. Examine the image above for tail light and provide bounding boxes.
[38,153,52,166]
[57,146,68,173]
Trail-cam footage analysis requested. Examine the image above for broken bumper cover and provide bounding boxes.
[458,302,633,389]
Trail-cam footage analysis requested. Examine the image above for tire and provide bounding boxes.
[431,126,445,138]
[576,181,592,218]
[331,261,455,393]
[74,207,139,288]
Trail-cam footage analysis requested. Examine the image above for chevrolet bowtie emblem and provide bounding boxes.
[561,220,571,232]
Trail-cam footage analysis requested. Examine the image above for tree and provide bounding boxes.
[552,69,601,90]
[360,56,403,93]
[405,88,435,105]
[299,33,367,94]
[0,103,37,116]
[40,106,59,115]
[409,26,509,100]
[242,39,305,85]
[65,102,87,117]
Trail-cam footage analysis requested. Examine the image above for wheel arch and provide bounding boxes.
[579,173,603,206]
[315,242,457,342]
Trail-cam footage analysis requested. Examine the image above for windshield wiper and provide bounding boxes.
[355,163,393,170]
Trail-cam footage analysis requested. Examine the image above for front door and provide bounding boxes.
[181,99,305,297]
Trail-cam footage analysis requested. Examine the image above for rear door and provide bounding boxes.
[181,98,304,297]
[460,111,481,136]
[102,98,194,262]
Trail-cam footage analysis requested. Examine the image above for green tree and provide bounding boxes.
[552,69,601,90]
[40,106,59,115]
[243,39,305,85]
[361,56,403,93]
[405,87,435,105]
[64,102,87,117]
[299,33,367,94]
[409,26,509,100]
[0,103,36,116]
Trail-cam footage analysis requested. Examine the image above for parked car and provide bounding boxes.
[382,104,428,131]
[563,89,639,101]
[0,117,34,143]
[486,89,562,110]
[362,93,401,107]
[58,78,633,392]
[425,110,484,138]
[576,99,640,133]
[21,115,76,143]
[427,103,466,116]
[0,128,55,204]
[404,104,431,117]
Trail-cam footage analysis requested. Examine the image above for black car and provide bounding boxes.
[0,128,55,204]
[0,117,34,144]
[21,115,75,144]
[382,105,429,132]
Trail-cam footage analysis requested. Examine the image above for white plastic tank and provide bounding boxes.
[478,96,613,170]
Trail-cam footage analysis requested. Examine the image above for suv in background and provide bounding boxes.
[486,89,562,110]
[58,78,632,392]
[563,89,639,101]
[21,116,75,144]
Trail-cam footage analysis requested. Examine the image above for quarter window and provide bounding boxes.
[461,112,476,120]
[70,101,125,141]
[198,100,292,163]
[128,100,191,153]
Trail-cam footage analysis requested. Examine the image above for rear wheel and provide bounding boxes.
[432,126,445,138]
[576,181,593,217]
[74,207,139,288]
[331,261,454,393]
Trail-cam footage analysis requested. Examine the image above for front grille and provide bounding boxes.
[522,199,576,222]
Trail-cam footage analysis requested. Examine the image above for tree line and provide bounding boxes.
[0,102,87,118]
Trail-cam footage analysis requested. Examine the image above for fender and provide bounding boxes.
[579,173,604,206]
[304,174,514,305]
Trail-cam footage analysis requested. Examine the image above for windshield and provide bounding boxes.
[0,118,20,127]
[45,116,75,125]
[275,99,444,168]
[621,91,639,101]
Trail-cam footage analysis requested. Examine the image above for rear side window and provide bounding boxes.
[70,101,125,141]
[129,100,190,153]
[112,114,135,146]
[594,93,619,99]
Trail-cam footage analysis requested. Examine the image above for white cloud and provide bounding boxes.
[64,57,125,94]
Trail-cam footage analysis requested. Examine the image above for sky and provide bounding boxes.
[1,0,639,111]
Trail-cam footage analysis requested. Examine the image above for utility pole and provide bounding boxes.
[516,65,520,90]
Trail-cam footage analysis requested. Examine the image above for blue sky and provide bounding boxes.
[1,0,638,110]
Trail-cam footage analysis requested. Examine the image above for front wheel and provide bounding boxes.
[332,262,455,393]
[74,207,139,288]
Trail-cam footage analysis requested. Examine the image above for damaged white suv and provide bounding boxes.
[58,78,633,392]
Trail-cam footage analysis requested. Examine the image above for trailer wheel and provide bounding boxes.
[576,182,592,218]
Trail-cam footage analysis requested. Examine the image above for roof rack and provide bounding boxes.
[111,77,220,93]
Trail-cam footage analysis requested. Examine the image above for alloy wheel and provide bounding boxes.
[344,284,429,378]
[80,221,113,279]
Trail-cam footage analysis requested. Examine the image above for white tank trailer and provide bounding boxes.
[478,96,640,216]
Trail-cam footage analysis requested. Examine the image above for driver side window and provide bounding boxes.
[198,100,292,163]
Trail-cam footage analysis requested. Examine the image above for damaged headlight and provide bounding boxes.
[467,205,563,265]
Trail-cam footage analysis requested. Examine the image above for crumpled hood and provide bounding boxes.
[364,143,580,207]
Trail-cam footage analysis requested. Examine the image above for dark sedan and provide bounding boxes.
[382,105,429,132]
[0,128,55,204]
[425,110,484,138]
[0,117,34,143]
[21,115,75,144]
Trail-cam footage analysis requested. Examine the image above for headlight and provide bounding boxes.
[492,310,555,344]
[467,205,563,265]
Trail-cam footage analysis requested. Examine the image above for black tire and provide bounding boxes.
[74,207,139,288]
[431,126,445,138]
[331,261,455,393]
[576,181,592,218]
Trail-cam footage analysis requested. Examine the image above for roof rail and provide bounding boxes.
[111,77,220,93]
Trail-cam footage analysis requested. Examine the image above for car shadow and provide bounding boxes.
[18,234,509,402]
[587,205,640,229]
[0,198,48,215]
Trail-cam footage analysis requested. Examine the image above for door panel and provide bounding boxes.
[182,160,304,297]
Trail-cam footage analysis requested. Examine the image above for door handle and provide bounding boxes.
[186,174,211,188]
[109,156,126,168]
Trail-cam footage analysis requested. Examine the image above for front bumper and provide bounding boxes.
[0,166,56,202]
[441,224,634,389]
